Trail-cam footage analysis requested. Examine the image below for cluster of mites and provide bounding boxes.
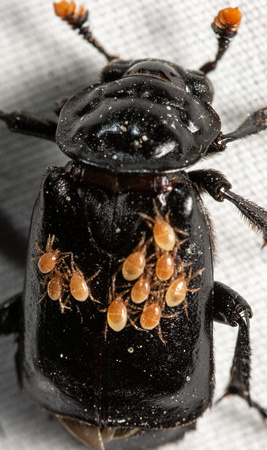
[34,235,99,311]
[34,208,203,338]
[108,209,203,338]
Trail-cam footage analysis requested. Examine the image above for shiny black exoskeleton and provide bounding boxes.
[1,3,267,450]
[58,59,218,172]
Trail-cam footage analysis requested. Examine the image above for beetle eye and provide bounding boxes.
[186,70,214,103]
[100,59,133,82]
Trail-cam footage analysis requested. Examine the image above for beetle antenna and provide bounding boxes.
[54,1,117,61]
[200,7,242,74]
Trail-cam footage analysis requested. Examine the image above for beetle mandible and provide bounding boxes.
[1,2,267,449]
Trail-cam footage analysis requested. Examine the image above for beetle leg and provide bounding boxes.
[221,107,267,144]
[188,169,232,198]
[222,190,267,245]
[189,169,267,244]
[213,281,267,418]
[213,281,252,326]
[207,107,267,155]
[0,110,57,141]
[0,293,22,335]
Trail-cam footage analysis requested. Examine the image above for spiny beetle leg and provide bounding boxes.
[223,190,267,245]
[213,281,267,419]
[0,110,57,142]
[189,169,267,244]
[0,293,22,335]
[207,107,267,155]
[222,107,267,144]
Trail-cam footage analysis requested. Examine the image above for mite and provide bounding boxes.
[1,2,267,450]
[107,294,128,332]
[34,234,71,274]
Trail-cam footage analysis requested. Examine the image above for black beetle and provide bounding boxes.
[1,2,267,449]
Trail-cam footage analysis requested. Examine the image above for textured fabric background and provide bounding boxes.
[0,0,267,449]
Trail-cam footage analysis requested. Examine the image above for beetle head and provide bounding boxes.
[101,59,214,104]
[56,59,220,173]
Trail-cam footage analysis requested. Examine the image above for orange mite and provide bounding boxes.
[165,267,204,313]
[107,295,128,332]
[156,253,174,281]
[67,257,100,303]
[131,276,150,304]
[140,303,161,330]
[122,251,146,281]
[39,267,70,311]
[140,201,181,252]
[165,275,187,307]
[35,235,71,274]
[46,269,71,311]
[47,270,64,301]
[153,216,176,251]
[70,270,89,302]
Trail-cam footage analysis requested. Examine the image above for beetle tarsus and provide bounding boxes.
[218,390,267,420]
[248,399,267,420]
[213,282,267,419]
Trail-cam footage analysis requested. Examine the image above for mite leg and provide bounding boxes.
[188,169,267,244]
[213,281,267,418]
[0,110,57,141]
[0,293,22,335]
